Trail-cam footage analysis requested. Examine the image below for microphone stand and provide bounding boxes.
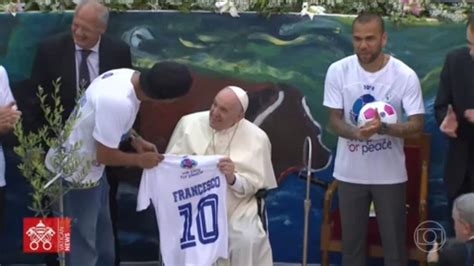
[302,136,312,266]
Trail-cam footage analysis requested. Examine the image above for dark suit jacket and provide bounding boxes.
[434,47,474,198]
[431,238,474,266]
[30,32,132,124]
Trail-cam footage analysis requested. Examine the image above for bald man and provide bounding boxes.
[31,0,131,122]
[166,86,277,265]
[428,193,474,265]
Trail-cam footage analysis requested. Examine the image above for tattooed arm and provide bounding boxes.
[383,114,424,139]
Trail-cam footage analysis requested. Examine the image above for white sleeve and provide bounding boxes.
[323,63,343,109]
[92,96,133,148]
[230,132,276,198]
[402,71,425,116]
[229,173,245,194]
[136,169,152,211]
[0,66,15,106]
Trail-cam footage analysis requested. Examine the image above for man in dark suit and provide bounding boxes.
[428,240,474,266]
[427,193,474,266]
[31,0,131,123]
[434,13,474,225]
[30,0,131,265]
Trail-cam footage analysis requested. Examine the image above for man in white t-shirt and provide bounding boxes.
[323,13,425,266]
[137,154,228,266]
[46,61,192,266]
[166,86,277,266]
[0,66,21,233]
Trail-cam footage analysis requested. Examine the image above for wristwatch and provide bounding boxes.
[378,122,389,135]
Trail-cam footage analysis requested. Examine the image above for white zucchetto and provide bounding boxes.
[226,85,248,112]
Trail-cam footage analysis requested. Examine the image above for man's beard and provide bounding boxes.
[357,50,382,65]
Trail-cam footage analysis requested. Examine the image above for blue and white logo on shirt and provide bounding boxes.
[350,93,375,126]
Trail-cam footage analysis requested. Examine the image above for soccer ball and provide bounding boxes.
[357,101,398,128]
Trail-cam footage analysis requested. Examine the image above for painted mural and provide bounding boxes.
[0,12,465,264]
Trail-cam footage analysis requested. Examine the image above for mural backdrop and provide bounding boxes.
[0,11,465,264]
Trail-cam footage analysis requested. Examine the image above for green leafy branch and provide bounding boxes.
[14,79,93,217]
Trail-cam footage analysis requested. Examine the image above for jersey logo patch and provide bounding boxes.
[180,158,198,169]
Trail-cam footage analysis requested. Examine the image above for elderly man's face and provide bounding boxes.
[209,89,244,131]
[453,208,471,242]
[71,4,105,49]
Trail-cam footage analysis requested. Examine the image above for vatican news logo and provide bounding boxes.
[23,218,71,253]
[414,220,447,253]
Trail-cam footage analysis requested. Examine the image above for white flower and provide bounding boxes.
[300,2,326,20]
[215,0,240,17]
[2,1,24,16]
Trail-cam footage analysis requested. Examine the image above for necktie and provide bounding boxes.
[78,49,92,90]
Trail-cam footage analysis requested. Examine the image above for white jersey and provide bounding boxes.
[137,154,228,266]
[323,55,425,184]
[45,68,140,184]
[0,66,15,187]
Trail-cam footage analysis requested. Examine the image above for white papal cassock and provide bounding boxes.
[166,111,277,266]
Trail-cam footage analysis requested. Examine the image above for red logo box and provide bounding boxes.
[23,218,71,253]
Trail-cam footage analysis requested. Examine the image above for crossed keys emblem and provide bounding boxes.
[26,220,56,250]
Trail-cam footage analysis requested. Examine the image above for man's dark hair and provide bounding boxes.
[139,61,193,100]
[352,12,385,33]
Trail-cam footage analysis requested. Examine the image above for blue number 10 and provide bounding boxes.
[178,193,219,249]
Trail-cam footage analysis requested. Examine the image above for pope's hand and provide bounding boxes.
[218,157,236,185]
[440,104,458,138]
